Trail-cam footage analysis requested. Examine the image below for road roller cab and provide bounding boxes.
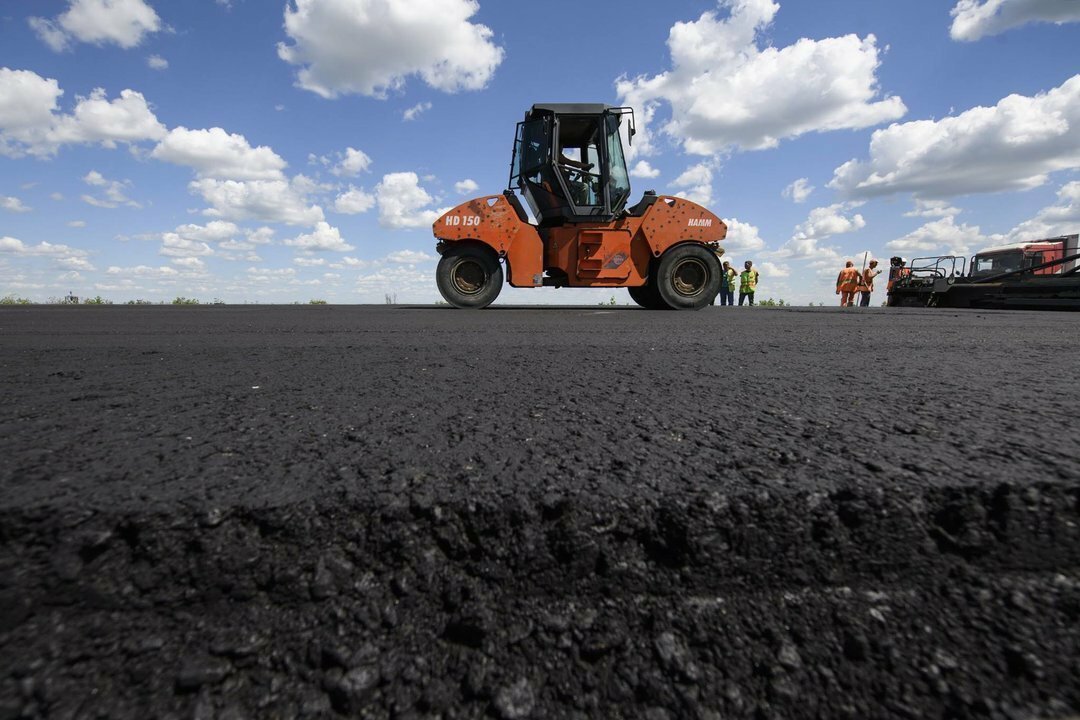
[434,104,728,310]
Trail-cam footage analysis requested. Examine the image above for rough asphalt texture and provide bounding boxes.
[1,304,1078,720]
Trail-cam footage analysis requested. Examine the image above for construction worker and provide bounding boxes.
[859,259,882,307]
[836,260,860,307]
[887,256,909,292]
[714,260,737,306]
[738,260,759,306]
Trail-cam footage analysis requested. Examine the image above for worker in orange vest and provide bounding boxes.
[859,259,882,307]
[836,260,860,307]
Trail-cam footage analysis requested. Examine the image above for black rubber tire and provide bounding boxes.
[655,244,722,310]
[628,275,667,310]
[436,245,504,309]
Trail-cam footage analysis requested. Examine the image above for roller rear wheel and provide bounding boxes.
[655,245,722,310]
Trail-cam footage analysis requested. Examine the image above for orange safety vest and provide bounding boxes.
[837,267,860,293]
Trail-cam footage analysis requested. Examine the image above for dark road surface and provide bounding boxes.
[1,305,1078,719]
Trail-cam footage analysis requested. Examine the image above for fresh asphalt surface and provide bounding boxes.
[3,304,1078,510]
[1,304,1079,719]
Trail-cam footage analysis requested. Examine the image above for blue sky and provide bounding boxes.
[2,0,1079,305]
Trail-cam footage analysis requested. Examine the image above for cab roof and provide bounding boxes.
[527,103,615,117]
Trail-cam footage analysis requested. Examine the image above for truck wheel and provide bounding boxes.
[655,244,722,310]
[436,245,503,309]
[628,276,666,309]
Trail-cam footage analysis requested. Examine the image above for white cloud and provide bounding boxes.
[905,199,962,218]
[375,172,445,228]
[172,221,241,243]
[160,234,214,258]
[189,177,325,226]
[886,215,985,256]
[830,75,1080,200]
[106,264,181,279]
[82,170,140,208]
[152,127,287,181]
[454,178,479,195]
[616,0,905,155]
[630,160,660,179]
[386,249,435,264]
[51,88,166,147]
[353,264,434,301]
[278,0,505,99]
[333,186,376,214]
[0,237,86,256]
[721,217,766,252]
[294,257,326,266]
[997,181,1080,241]
[171,257,207,271]
[950,0,1080,41]
[403,101,432,121]
[1,196,31,213]
[772,202,865,259]
[331,147,372,177]
[58,256,95,271]
[671,162,713,206]
[782,178,813,203]
[0,70,165,157]
[147,54,168,70]
[333,256,378,269]
[68,220,87,228]
[247,267,297,282]
[283,221,354,252]
[758,261,790,278]
[30,0,161,51]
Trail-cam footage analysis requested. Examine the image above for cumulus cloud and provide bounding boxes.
[782,178,813,203]
[630,160,660,179]
[283,221,354,252]
[1,196,31,213]
[997,181,1080,241]
[278,0,505,99]
[330,147,372,177]
[950,0,1080,41]
[375,172,446,228]
[160,235,214,258]
[671,162,713,206]
[454,178,479,195]
[772,202,865,259]
[616,0,905,156]
[0,69,165,157]
[386,249,435,264]
[147,54,168,70]
[106,264,181,279]
[904,199,962,218]
[0,237,86,256]
[82,170,140,208]
[403,101,432,121]
[721,217,766,252]
[30,0,161,52]
[152,127,287,181]
[58,256,95,271]
[886,215,985,256]
[830,75,1080,200]
[758,261,790,278]
[334,186,376,214]
[189,177,325,226]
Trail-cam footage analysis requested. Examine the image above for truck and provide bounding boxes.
[432,104,728,310]
[886,234,1080,310]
